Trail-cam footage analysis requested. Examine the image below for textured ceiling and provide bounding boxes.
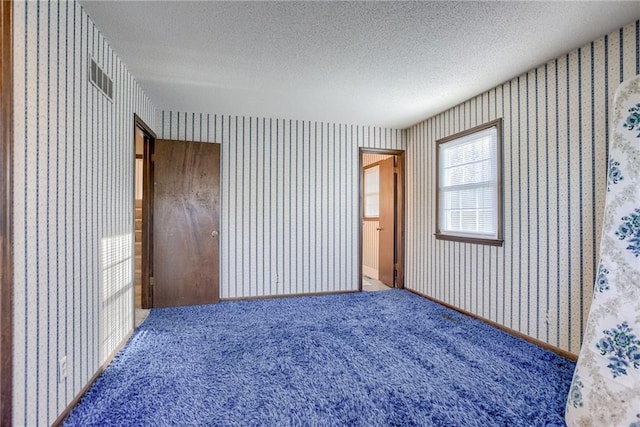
[81,1,640,129]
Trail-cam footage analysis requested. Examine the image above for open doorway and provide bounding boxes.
[133,115,155,326]
[359,149,404,292]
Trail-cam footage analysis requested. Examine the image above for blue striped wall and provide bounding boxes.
[12,3,636,424]
[159,112,405,298]
[12,1,156,425]
[405,20,640,355]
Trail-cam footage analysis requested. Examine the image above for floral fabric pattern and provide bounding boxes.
[566,75,640,426]
[614,209,640,257]
[596,322,640,378]
[595,264,610,293]
[568,375,584,408]
[608,159,624,190]
[623,102,640,137]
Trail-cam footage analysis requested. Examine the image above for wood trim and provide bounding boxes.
[363,159,386,170]
[359,148,405,291]
[362,217,379,222]
[406,288,578,361]
[358,151,363,291]
[51,330,134,427]
[133,113,156,139]
[495,117,504,244]
[395,153,405,289]
[434,233,504,246]
[1,1,13,425]
[142,133,153,309]
[222,290,358,302]
[436,117,502,145]
[133,115,155,309]
[435,118,504,246]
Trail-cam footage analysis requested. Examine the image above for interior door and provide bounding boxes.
[378,157,395,287]
[153,139,220,307]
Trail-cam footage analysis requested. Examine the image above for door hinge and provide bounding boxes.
[394,263,398,270]
[394,167,398,173]
[149,276,155,287]
[151,153,155,163]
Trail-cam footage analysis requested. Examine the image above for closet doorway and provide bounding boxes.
[133,115,155,320]
[359,149,404,292]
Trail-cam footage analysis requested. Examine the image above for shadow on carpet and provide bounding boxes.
[64,290,574,426]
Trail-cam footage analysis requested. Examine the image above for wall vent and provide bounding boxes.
[89,57,113,100]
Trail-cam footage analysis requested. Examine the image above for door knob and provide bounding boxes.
[376,227,383,231]
[211,230,219,237]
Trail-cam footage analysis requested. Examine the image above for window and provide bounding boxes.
[364,165,380,219]
[436,118,503,246]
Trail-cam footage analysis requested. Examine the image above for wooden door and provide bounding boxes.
[378,157,395,287]
[153,139,220,307]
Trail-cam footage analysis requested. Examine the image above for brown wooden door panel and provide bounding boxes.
[378,157,395,287]
[153,139,220,307]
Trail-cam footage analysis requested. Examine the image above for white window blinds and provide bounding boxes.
[439,126,498,238]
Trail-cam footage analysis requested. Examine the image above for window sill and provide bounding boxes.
[434,233,503,247]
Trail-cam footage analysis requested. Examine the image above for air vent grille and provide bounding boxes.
[89,57,113,100]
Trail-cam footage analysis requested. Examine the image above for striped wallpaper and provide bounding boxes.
[12,2,156,426]
[158,112,405,299]
[10,2,639,424]
[405,20,640,355]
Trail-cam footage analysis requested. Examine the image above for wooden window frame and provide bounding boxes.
[435,118,504,247]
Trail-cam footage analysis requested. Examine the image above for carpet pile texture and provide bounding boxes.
[65,290,574,426]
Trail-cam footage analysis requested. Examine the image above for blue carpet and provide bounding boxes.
[65,290,574,426]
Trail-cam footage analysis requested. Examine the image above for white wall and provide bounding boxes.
[158,112,405,298]
[405,20,640,355]
[12,1,156,425]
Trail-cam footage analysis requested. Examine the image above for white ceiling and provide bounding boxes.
[81,1,640,129]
